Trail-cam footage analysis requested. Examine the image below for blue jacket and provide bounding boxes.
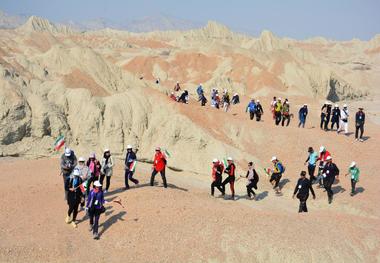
[196,86,203,96]
[246,101,256,112]
[299,107,308,120]
[86,189,105,209]
[125,151,136,166]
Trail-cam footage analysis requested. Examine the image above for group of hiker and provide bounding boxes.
[209,146,360,213]
[270,97,292,126]
[60,146,168,239]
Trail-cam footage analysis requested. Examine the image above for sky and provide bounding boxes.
[1,0,379,40]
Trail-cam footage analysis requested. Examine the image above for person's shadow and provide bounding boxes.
[355,187,365,194]
[99,211,127,237]
[361,136,370,142]
[279,179,290,189]
[167,183,188,192]
[332,185,346,194]
[255,191,268,201]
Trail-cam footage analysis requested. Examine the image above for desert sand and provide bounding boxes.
[0,16,380,262]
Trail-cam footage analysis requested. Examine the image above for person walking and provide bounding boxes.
[292,171,316,213]
[345,162,360,196]
[281,101,290,126]
[222,90,230,112]
[322,156,340,204]
[324,103,332,131]
[316,146,331,188]
[274,98,283,125]
[60,148,77,200]
[75,157,90,208]
[196,84,204,101]
[174,81,181,92]
[222,157,236,199]
[87,181,106,239]
[269,156,285,194]
[320,102,328,130]
[150,147,168,188]
[211,159,225,196]
[231,93,240,104]
[270,96,277,120]
[337,104,349,135]
[246,99,256,120]
[246,162,259,200]
[100,149,114,193]
[298,104,308,128]
[355,107,365,142]
[304,147,318,182]
[255,100,264,121]
[65,169,83,228]
[330,104,341,130]
[86,153,101,195]
[124,145,139,189]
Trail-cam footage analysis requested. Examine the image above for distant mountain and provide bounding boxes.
[0,10,28,29]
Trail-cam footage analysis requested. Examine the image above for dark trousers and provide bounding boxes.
[249,111,255,120]
[62,174,70,200]
[270,173,282,188]
[256,113,262,121]
[211,179,224,195]
[298,194,309,212]
[125,169,139,188]
[298,118,306,128]
[275,112,282,125]
[246,181,257,197]
[320,114,326,129]
[89,210,101,234]
[222,176,235,197]
[324,179,334,201]
[331,120,339,130]
[355,124,364,139]
[151,169,167,188]
[308,164,316,181]
[67,196,80,221]
[100,174,111,191]
[281,115,290,126]
[351,179,357,193]
[86,176,95,196]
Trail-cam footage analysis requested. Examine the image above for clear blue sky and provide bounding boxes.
[1,0,379,40]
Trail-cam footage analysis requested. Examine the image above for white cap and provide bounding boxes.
[278,97,282,101]
[104,148,110,153]
[234,93,238,96]
[227,157,233,161]
[64,148,71,156]
[257,100,260,103]
[94,181,102,187]
[127,145,132,149]
[199,83,202,86]
[285,101,289,104]
[325,101,329,104]
[326,156,332,161]
[78,157,85,162]
[155,146,161,151]
[89,152,96,158]
[350,161,356,168]
[73,169,80,176]
[212,158,218,163]
[176,81,179,83]
[271,156,277,162]
[335,104,339,107]
[319,146,325,153]
[343,104,347,107]
[303,104,307,106]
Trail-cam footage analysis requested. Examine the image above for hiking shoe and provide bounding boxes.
[65,215,71,224]
[71,221,77,228]
[93,233,99,240]
[104,190,108,194]
[359,139,364,142]
[328,197,333,204]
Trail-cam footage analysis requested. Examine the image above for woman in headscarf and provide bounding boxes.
[100,149,114,193]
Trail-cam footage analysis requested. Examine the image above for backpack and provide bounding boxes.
[277,162,285,174]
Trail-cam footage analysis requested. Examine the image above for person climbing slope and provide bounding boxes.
[269,156,285,194]
[246,99,256,120]
[222,157,236,200]
[281,101,291,126]
[150,147,168,188]
[298,104,308,128]
[255,100,264,121]
[274,98,283,125]
[246,162,259,200]
[211,159,225,196]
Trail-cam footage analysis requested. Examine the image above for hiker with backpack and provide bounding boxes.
[150,147,168,188]
[298,104,308,128]
[178,90,189,104]
[125,145,139,190]
[321,156,340,204]
[222,90,230,112]
[269,156,285,194]
[222,157,236,200]
[304,147,318,183]
[60,148,77,200]
[270,96,277,120]
[100,149,114,193]
[330,104,341,130]
[200,93,207,106]
[292,171,316,213]
[211,159,225,196]
[255,100,264,121]
[65,169,83,228]
[231,93,240,104]
[274,98,283,125]
[87,181,106,239]
[196,84,204,101]
[246,162,259,200]
[337,104,349,135]
[345,162,360,196]
[246,99,256,120]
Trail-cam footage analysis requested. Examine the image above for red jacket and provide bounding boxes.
[153,152,166,172]
[318,151,331,162]
[212,162,224,181]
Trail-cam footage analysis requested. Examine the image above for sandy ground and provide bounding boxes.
[0,151,379,262]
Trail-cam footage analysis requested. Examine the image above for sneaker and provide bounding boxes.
[93,233,99,240]
[328,197,333,204]
[359,139,364,142]
[65,215,72,224]
[71,221,77,228]
[104,190,108,194]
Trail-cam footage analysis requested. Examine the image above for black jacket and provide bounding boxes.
[355,111,365,125]
[125,151,137,166]
[331,108,340,121]
[322,162,339,183]
[293,177,315,198]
